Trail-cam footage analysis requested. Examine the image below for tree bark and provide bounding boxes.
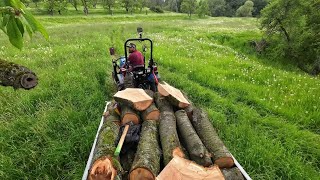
[221,167,244,180]
[0,59,38,90]
[114,88,153,111]
[89,116,122,180]
[154,92,174,112]
[182,92,194,121]
[175,110,212,167]
[159,109,185,165]
[130,120,161,180]
[191,108,234,168]
[120,104,140,125]
[141,90,160,121]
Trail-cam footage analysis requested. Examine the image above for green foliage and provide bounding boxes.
[181,0,197,17]
[236,0,254,17]
[149,6,164,13]
[251,0,267,17]
[260,0,320,72]
[208,0,226,17]
[197,0,209,18]
[225,0,245,16]
[0,0,48,49]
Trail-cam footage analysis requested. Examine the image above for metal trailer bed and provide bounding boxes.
[82,102,252,180]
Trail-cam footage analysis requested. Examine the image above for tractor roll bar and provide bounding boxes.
[124,38,154,68]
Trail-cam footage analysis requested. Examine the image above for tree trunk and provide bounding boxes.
[175,110,212,167]
[191,108,234,168]
[0,59,38,90]
[154,92,174,112]
[141,90,160,121]
[158,82,190,108]
[182,92,194,121]
[221,167,244,180]
[130,120,161,180]
[120,104,140,125]
[159,110,185,165]
[89,116,122,180]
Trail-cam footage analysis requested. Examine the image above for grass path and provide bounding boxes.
[0,15,319,179]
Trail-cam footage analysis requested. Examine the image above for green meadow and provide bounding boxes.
[0,13,319,179]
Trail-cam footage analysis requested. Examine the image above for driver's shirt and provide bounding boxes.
[128,50,144,68]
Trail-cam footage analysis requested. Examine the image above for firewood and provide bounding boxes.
[120,105,140,125]
[192,108,234,168]
[181,92,194,121]
[141,90,160,121]
[159,109,185,165]
[221,167,245,180]
[114,88,153,111]
[175,110,212,167]
[0,59,38,90]
[157,81,190,108]
[157,156,224,180]
[130,120,161,180]
[154,92,174,112]
[89,118,122,180]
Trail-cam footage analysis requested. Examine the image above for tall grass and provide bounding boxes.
[0,14,319,179]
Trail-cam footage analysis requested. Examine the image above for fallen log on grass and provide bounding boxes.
[114,88,153,111]
[89,115,122,180]
[141,90,160,121]
[221,167,244,180]
[192,108,234,168]
[0,59,38,90]
[130,120,161,180]
[158,82,190,108]
[175,110,212,167]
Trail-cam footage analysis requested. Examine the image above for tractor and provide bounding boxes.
[110,27,160,92]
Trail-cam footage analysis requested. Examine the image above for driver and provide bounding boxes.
[127,43,144,71]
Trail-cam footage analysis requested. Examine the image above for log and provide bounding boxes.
[89,119,122,180]
[123,74,134,88]
[141,90,160,121]
[114,88,153,111]
[130,120,161,180]
[175,110,212,167]
[0,59,38,90]
[159,110,185,165]
[157,81,190,108]
[192,108,234,168]
[221,167,244,180]
[181,92,194,121]
[103,102,121,125]
[157,156,224,180]
[154,92,174,112]
[120,105,140,125]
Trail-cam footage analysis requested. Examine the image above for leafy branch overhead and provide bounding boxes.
[0,0,48,49]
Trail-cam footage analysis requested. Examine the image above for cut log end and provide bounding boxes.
[121,113,139,125]
[214,157,235,168]
[145,110,160,121]
[130,167,155,180]
[172,147,185,158]
[89,156,117,180]
[19,73,38,89]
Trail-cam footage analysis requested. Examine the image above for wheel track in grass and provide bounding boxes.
[160,67,320,178]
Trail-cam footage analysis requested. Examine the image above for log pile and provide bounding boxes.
[87,83,245,180]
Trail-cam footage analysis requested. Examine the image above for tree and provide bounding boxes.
[236,0,254,17]
[181,0,197,17]
[32,0,41,7]
[260,0,320,75]
[197,0,209,18]
[208,0,226,17]
[251,0,267,17]
[103,0,116,15]
[225,0,245,16]
[70,0,80,11]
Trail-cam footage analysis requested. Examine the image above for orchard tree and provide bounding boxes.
[208,0,226,17]
[103,0,116,15]
[70,0,81,11]
[260,0,320,75]
[181,0,197,17]
[236,0,254,17]
[122,0,134,13]
[197,0,209,18]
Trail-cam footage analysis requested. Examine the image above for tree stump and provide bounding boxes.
[191,108,234,168]
[175,110,212,167]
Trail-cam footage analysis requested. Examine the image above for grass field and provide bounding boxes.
[0,13,319,179]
